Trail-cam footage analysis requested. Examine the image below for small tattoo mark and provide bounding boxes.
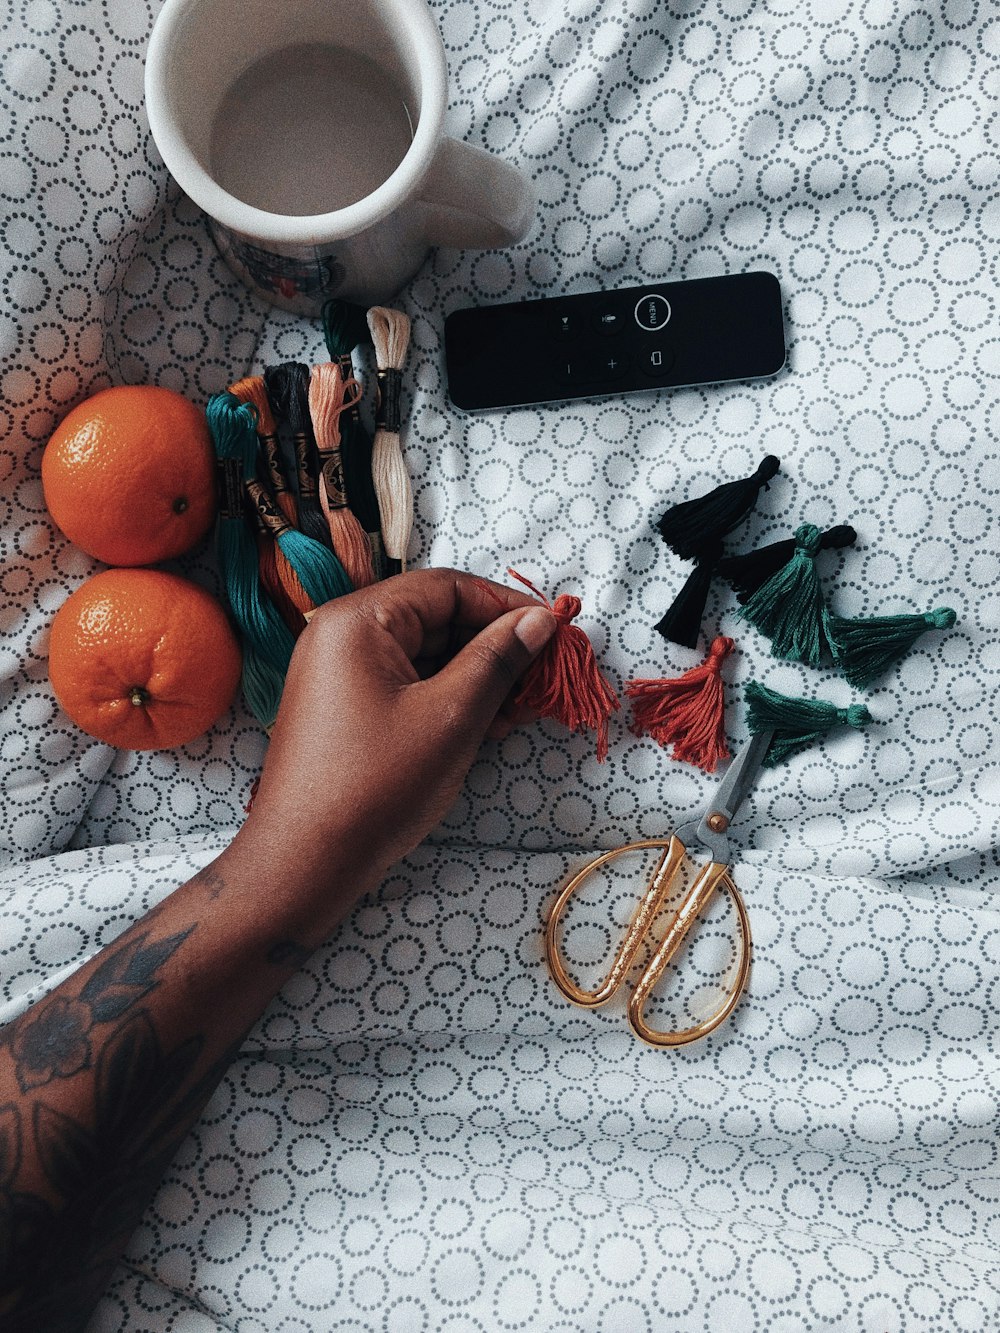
[266,941,311,968]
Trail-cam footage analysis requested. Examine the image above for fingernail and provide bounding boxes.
[514,606,557,655]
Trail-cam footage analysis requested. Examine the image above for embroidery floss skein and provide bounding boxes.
[308,362,376,588]
[323,298,387,579]
[828,606,957,689]
[626,636,734,772]
[228,375,312,621]
[263,362,355,601]
[744,679,873,766]
[507,569,620,763]
[265,363,332,549]
[206,392,292,723]
[367,305,413,568]
[253,502,307,638]
[218,391,351,613]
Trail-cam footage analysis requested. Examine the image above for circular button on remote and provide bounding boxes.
[634,293,671,331]
[638,345,675,378]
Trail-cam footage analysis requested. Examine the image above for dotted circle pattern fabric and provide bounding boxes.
[1,0,999,1329]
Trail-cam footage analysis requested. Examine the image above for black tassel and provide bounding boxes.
[655,455,780,560]
[718,524,857,603]
[654,543,721,648]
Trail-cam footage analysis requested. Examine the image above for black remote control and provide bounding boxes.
[444,271,785,411]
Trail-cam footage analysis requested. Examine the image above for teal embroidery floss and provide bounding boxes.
[828,607,957,689]
[744,679,873,767]
[206,391,293,723]
[736,522,836,667]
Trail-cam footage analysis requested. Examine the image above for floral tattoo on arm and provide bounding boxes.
[0,923,235,1331]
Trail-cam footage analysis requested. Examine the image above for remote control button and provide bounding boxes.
[553,309,580,340]
[638,345,675,377]
[592,350,630,381]
[551,354,589,384]
[593,306,625,336]
[634,293,671,331]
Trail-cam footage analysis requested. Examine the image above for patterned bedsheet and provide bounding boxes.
[1,0,999,1327]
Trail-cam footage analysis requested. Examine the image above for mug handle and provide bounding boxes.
[418,136,535,249]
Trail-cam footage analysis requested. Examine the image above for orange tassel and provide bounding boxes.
[625,635,734,772]
[508,569,620,763]
[308,362,376,587]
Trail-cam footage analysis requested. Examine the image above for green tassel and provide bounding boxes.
[745,680,873,766]
[736,522,832,666]
[828,607,957,689]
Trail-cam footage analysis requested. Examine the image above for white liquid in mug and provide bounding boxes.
[208,44,415,216]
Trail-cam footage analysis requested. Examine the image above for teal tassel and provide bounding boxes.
[207,392,296,677]
[736,522,833,666]
[745,680,873,766]
[828,607,957,689]
[718,524,857,604]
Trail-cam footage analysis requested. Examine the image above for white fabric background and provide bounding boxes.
[1,0,999,1328]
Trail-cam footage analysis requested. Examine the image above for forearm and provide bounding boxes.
[0,832,358,1331]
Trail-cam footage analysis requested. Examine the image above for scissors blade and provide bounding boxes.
[691,728,774,862]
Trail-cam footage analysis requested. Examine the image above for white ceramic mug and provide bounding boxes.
[145,0,535,315]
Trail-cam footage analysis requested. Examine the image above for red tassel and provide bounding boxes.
[625,635,734,772]
[507,569,620,763]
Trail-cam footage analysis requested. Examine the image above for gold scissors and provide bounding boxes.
[545,729,772,1048]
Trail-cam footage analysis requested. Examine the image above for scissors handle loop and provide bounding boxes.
[544,838,752,1046]
[545,838,685,1009]
[627,866,751,1048]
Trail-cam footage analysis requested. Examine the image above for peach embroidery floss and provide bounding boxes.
[308,361,376,588]
[507,569,620,763]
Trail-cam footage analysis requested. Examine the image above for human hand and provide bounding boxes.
[234,568,556,929]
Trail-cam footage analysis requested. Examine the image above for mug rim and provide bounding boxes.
[144,0,447,247]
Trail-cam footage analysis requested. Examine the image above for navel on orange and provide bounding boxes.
[42,385,215,566]
[49,568,242,750]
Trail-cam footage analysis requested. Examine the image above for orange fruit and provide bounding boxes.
[42,385,215,566]
[48,568,242,751]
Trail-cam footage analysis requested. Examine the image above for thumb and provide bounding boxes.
[431,604,557,733]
